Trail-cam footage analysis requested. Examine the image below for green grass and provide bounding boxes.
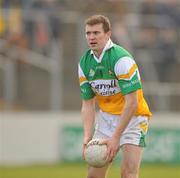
[0,163,180,178]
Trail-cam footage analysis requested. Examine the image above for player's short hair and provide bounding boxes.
[85,15,111,33]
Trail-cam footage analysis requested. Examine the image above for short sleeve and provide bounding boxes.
[78,64,95,100]
[114,57,142,95]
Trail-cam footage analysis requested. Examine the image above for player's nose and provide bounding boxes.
[88,33,96,40]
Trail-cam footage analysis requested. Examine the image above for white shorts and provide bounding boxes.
[93,111,149,147]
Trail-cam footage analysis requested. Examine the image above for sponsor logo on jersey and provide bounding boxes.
[90,79,120,96]
[96,65,104,70]
[122,78,140,89]
[81,88,87,93]
[89,69,95,77]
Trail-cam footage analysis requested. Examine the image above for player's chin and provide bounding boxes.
[89,44,97,49]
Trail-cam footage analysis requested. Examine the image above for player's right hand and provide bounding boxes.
[82,137,92,160]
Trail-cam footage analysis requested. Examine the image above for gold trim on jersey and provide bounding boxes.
[117,64,137,80]
[79,77,87,85]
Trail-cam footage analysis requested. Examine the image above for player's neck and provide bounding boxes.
[94,49,103,58]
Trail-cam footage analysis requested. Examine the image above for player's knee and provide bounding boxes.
[121,166,138,178]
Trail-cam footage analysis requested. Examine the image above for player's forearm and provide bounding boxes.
[113,99,137,139]
[81,106,95,139]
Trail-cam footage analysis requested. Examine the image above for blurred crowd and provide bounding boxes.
[138,0,180,82]
[0,0,179,79]
[0,0,63,55]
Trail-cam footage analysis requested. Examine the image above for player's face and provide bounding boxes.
[85,24,111,56]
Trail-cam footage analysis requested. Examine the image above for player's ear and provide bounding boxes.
[106,30,111,38]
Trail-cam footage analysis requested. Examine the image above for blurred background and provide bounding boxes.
[0,0,180,178]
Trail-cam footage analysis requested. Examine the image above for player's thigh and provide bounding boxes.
[121,144,143,172]
[87,164,110,178]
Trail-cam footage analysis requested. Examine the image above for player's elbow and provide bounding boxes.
[125,99,138,114]
[81,104,94,114]
[81,98,96,113]
[125,92,138,113]
[81,107,87,114]
[129,100,138,113]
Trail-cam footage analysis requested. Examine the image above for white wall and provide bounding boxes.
[0,112,81,165]
[0,112,180,165]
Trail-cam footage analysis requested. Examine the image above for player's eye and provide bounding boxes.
[94,31,100,35]
[86,32,91,36]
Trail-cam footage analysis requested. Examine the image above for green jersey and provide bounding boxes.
[78,39,151,116]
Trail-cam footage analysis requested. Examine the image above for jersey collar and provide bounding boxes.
[90,39,114,63]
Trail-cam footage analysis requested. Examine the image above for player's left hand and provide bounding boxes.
[100,136,120,163]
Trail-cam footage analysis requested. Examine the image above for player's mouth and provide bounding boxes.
[89,42,97,46]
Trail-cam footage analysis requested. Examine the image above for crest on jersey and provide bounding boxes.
[108,70,113,75]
